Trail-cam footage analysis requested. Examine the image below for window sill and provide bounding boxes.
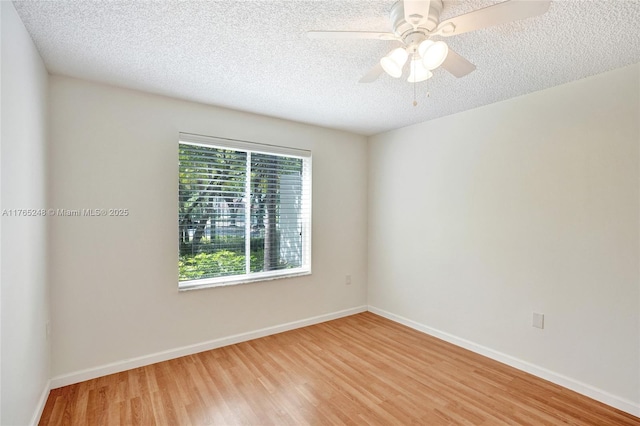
[178,269,312,292]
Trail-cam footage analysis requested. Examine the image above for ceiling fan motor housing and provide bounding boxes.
[390,0,444,37]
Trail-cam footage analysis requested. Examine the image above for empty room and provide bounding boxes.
[1,0,639,425]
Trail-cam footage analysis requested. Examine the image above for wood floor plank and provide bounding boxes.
[39,312,640,425]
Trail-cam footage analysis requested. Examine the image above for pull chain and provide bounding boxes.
[412,59,417,107]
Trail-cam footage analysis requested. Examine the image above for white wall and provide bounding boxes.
[1,2,50,425]
[368,64,640,409]
[49,75,368,378]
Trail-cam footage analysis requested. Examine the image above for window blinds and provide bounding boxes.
[178,134,311,289]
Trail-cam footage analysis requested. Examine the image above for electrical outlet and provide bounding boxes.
[345,275,352,285]
[532,313,544,329]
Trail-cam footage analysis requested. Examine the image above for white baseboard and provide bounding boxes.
[50,305,367,389]
[30,379,51,426]
[367,305,640,418]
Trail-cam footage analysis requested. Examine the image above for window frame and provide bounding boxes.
[178,132,312,291]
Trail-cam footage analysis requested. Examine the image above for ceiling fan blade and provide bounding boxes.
[403,0,431,29]
[359,63,385,83]
[436,0,551,37]
[307,31,399,41]
[440,49,476,78]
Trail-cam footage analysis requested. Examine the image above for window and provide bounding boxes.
[178,133,312,290]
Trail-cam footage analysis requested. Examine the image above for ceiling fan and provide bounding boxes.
[308,0,551,83]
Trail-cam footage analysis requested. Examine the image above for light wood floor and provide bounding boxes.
[40,312,639,425]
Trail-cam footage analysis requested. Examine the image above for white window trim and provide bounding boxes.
[178,132,312,291]
[180,132,310,159]
[179,269,312,291]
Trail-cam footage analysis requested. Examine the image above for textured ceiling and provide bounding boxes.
[13,0,640,135]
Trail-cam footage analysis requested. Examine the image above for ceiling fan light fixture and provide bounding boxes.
[380,47,409,78]
[419,40,449,70]
[407,58,433,83]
